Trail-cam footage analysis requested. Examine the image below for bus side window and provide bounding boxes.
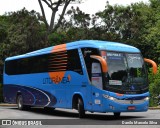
[91,62,103,90]
[81,48,100,81]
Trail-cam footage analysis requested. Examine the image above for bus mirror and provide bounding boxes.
[90,55,108,73]
[144,58,157,74]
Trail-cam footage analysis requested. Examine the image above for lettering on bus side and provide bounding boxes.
[43,76,70,85]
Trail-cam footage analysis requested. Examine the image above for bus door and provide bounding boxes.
[91,62,103,111]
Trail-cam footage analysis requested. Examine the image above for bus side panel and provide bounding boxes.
[3,73,58,107]
[3,84,16,104]
[3,84,58,107]
[3,84,34,104]
[3,48,92,109]
[3,71,89,108]
[64,48,92,110]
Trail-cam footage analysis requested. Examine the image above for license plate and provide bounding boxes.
[128,106,136,110]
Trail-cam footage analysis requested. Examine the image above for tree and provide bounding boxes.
[128,0,160,63]
[0,16,8,43]
[38,0,84,33]
[91,1,160,63]
[2,8,48,55]
[0,15,9,83]
[48,6,91,44]
[93,2,136,41]
[65,6,91,28]
[0,8,48,81]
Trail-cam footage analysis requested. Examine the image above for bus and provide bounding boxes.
[3,40,157,118]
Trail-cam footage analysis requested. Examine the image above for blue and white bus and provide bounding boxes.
[3,40,157,118]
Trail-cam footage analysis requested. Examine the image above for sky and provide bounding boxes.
[0,0,149,23]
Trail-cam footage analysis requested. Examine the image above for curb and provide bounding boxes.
[149,107,160,110]
[0,103,17,107]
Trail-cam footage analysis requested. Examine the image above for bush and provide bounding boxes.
[0,83,2,102]
[149,65,160,107]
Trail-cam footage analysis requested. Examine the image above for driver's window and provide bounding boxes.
[91,62,103,90]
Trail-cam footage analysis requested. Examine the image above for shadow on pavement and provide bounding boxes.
[10,107,145,121]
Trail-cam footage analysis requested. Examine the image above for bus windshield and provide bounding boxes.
[103,51,148,94]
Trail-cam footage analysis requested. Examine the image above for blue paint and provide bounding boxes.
[3,40,149,114]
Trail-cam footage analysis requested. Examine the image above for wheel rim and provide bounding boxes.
[18,96,22,108]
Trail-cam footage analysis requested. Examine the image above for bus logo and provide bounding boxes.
[43,74,71,85]
[130,100,134,104]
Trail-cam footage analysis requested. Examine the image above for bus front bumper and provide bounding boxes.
[102,98,149,112]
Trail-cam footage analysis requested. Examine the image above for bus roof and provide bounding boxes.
[6,40,140,61]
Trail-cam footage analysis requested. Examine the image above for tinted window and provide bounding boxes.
[67,50,83,74]
[48,49,83,74]
[81,48,100,80]
[5,49,83,75]
[106,52,128,82]
[5,54,49,75]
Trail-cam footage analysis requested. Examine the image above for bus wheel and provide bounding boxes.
[17,95,25,110]
[114,112,121,117]
[77,98,85,118]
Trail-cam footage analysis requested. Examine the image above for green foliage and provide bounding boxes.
[0,0,160,106]
[55,0,160,63]
[4,8,48,55]
[48,31,69,45]
[149,65,160,106]
[90,1,160,63]
[47,0,160,107]
[0,83,2,102]
[0,8,48,80]
[65,6,91,28]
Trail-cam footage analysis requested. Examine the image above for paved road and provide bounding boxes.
[0,106,159,128]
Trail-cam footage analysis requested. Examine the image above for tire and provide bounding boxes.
[17,95,29,110]
[44,107,55,111]
[77,98,85,118]
[114,112,121,118]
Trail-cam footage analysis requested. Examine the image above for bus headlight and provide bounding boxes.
[144,97,149,101]
[103,94,117,101]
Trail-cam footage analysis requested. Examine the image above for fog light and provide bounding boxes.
[109,105,115,110]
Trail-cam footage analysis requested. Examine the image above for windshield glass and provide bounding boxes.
[106,52,127,85]
[126,53,146,84]
[102,51,148,94]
